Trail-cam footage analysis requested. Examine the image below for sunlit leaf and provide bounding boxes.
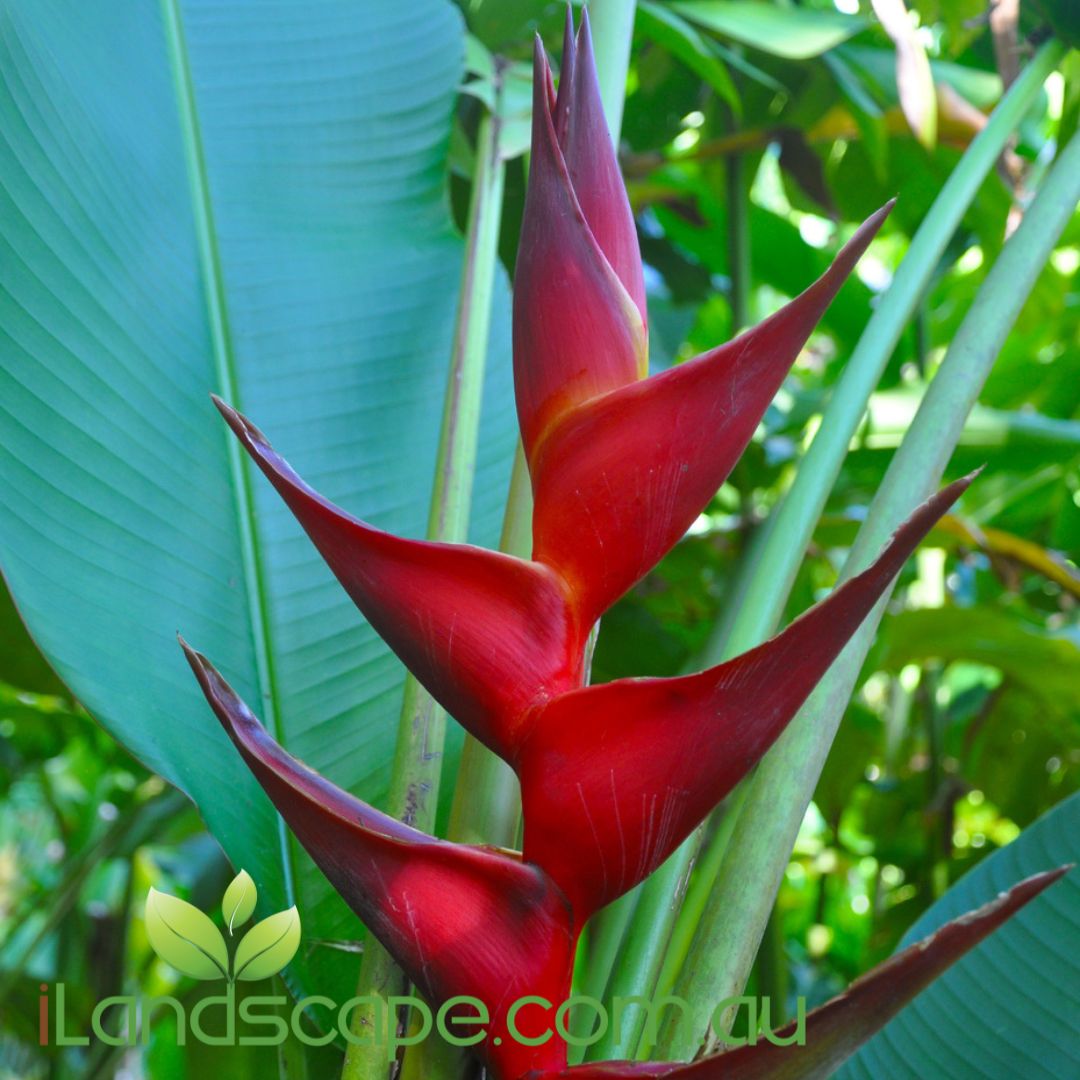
[671,1,868,60]
[871,0,937,148]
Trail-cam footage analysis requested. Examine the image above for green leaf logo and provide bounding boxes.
[145,870,301,983]
[233,907,301,982]
[145,888,230,981]
[222,869,257,934]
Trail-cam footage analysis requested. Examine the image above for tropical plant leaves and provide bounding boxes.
[0,0,514,1006]
[841,793,1080,1079]
[670,1,868,60]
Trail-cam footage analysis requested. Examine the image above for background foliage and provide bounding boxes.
[1,1,1076,1077]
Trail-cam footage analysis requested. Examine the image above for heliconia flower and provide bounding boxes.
[212,206,892,760]
[181,638,577,1080]
[523,868,1067,1079]
[516,475,973,918]
[208,10,916,922]
[176,16,1067,1080]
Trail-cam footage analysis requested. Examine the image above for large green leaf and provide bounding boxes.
[670,1,868,60]
[877,606,1080,714]
[0,0,515,1005]
[841,793,1079,1079]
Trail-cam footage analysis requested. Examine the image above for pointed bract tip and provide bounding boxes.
[578,3,592,42]
[212,395,272,452]
[562,2,575,49]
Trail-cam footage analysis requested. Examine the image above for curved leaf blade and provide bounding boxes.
[0,0,514,1004]
[842,794,1080,1080]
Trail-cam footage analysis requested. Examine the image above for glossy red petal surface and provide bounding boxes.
[560,10,646,324]
[519,476,971,918]
[214,398,585,759]
[181,641,576,1078]
[513,37,647,465]
[529,868,1068,1079]
[531,202,893,626]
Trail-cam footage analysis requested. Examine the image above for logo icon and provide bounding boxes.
[145,870,300,983]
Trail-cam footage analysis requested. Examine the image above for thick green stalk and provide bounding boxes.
[658,120,1080,1061]
[341,108,505,1080]
[699,38,1064,670]
[583,830,702,1061]
[446,0,639,849]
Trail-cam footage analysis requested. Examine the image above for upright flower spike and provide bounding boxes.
[513,34,647,464]
[175,20,1066,1078]
[517,476,972,919]
[212,398,586,761]
[181,640,578,1079]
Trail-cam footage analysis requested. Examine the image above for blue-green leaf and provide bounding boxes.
[0,0,514,1005]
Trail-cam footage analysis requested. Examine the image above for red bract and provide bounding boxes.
[180,15,1065,1080]
[517,476,970,918]
[182,639,576,1080]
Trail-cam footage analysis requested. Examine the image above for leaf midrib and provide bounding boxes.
[159,0,298,905]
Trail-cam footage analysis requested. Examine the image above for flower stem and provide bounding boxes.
[341,104,506,1080]
[446,0,640,854]
[658,104,1079,1061]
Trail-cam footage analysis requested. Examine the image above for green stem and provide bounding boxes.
[697,38,1064,672]
[584,830,702,1061]
[341,106,505,1080]
[658,115,1080,1061]
[446,0,639,854]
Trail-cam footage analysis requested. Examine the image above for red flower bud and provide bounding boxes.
[513,35,647,465]
[517,475,973,918]
[557,10,646,326]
